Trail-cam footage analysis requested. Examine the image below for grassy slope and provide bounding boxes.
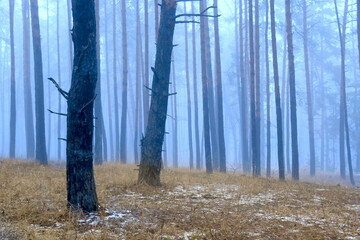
[0,160,359,239]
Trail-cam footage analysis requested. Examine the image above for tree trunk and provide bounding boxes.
[302,0,316,177]
[30,0,48,164]
[138,0,177,185]
[270,0,285,180]
[184,3,194,169]
[155,0,159,41]
[113,0,120,161]
[67,0,73,69]
[120,0,128,164]
[358,0,360,69]
[285,0,299,180]
[144,0,150,128]
[22,0,35,159]
[67,0,98,212]
[57,0,62,160]
[171,58,178,168]
[191,2,201,170]
[265,0,271,178]
[94,0,104,165]
[214,0,226,173]
[46,0,51,159]
[9,0,16,159]
[200,0,213,174]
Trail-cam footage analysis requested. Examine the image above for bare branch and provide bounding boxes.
[48,77,69,100]
[48,109,67,117]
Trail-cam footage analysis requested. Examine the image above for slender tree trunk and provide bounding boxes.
[357,0,360,69]
[184,3,194,169]
[214,0,226,173]
[30,0,48,164]
[113,0,120,161]
[120,0,128,164]
[67,0,98,212]
[155,0,159,41]
[200,0,213,174]
[235,0,241,168]
[67,0,73,68]
[22,0,35,159]
[46,0,51,159]
[320,37,326,171]
[265,0,271,178]
[302,0,316,177]
[285,0,299,180]
[270,0,285,180]
[94,0,104,165]
[9,0,16,159]
[144,0,150,128]
[138,0,177,185]
[191,2,201,170]
[57,0,62,160]
[171,58,178,168]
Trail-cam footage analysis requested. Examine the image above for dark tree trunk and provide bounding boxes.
[67,0,73,69]
[184,3,194,169]
[57,0,63,160]
[214,0,226,173]
[285,0,299,180]
[30,0,48,164]
[9,0,16,159]
[67,0,98,212]
[155,0,159,41]
[303,0,316,177]
[270,0,285,180]
[113,0,120,161]
[265,0,271,178]
[22,0,35,159]
[143,0,150,128]
[138,0,177,185]
[120,0,128,164]
[191,2,201,170]
[94,0,104,165]
[171,58,178,168]
[200,0,213,174]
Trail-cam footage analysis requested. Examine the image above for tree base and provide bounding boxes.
[138,164,161,186]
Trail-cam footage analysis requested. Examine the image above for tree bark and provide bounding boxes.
[143,0,150,128]
[113,0,120,161]
[22,0,35,159]
[9,0,16,159]
[285,0,299,180]
[265,0,271,178]
[67,0,98,211]
[138,0,177,185]
[30,0,48,164]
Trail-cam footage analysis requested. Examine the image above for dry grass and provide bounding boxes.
[0,160,359,239]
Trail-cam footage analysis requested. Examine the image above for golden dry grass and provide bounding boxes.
[0,160,359,239]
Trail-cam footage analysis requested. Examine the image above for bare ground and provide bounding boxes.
[0,160,359,239]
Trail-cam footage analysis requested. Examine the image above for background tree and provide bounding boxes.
[9,0,16,159]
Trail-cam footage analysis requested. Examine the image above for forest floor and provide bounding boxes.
[0,160,359,240]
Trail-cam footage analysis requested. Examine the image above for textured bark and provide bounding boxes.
[30,0,48,164]
[270,0,285,180]
[200,0,213,174]
[120,0,128,164]
[191,2,201,170]
[67,0,98,212]
[265,0,271,178]
[285,0,299,180]
[57,0,62,160]
[9,0,16,159]
[303,0,316,177]
[113,0,120,161]
[138,0,177,185]
[214,0,226,173]
[22,0,35,159]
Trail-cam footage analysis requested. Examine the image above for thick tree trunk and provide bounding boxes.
[9,0,16,159]
[285,0,299,180]
[67,0,98,212]
[214,0,226,173]
[30,0,48,164]
[143,0,150,128]
[113,0,120,161]
[302,0,316,177]
[57,0,62,160]
[270,0,285,180]
[265,0,271,178]
[22,0,35,159]
[120,0,128,164]
[191,2,201,170]
[200,0,213,174]
[138,0,177,185]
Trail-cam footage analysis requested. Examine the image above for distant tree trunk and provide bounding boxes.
[334,0,355,185]
[214,0,226,173]
[113,0,120,161]
[143,0,150,128]
[302,0,316,177]
[9,0,16,159]
[57,0,62,160]
[320,38,326,171]
[22,0,35,159]
[265,0,271,178]
[94,0,104,165]
[200,0,213,174]
[46,0,51,159]
[155,0,159,41]
[104,0,114,160]
[285,0,299,180]
[67,0,98,212]
[171,58,178,168]
[270,0,285,180]
[184,3,194,169]
[191,2,201,170]
[138,0,177,185]
[30,0,48,164]
[235,0,241,168]
[358,0,360,69]
[67,0,73,68]
[120,0,128,164]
